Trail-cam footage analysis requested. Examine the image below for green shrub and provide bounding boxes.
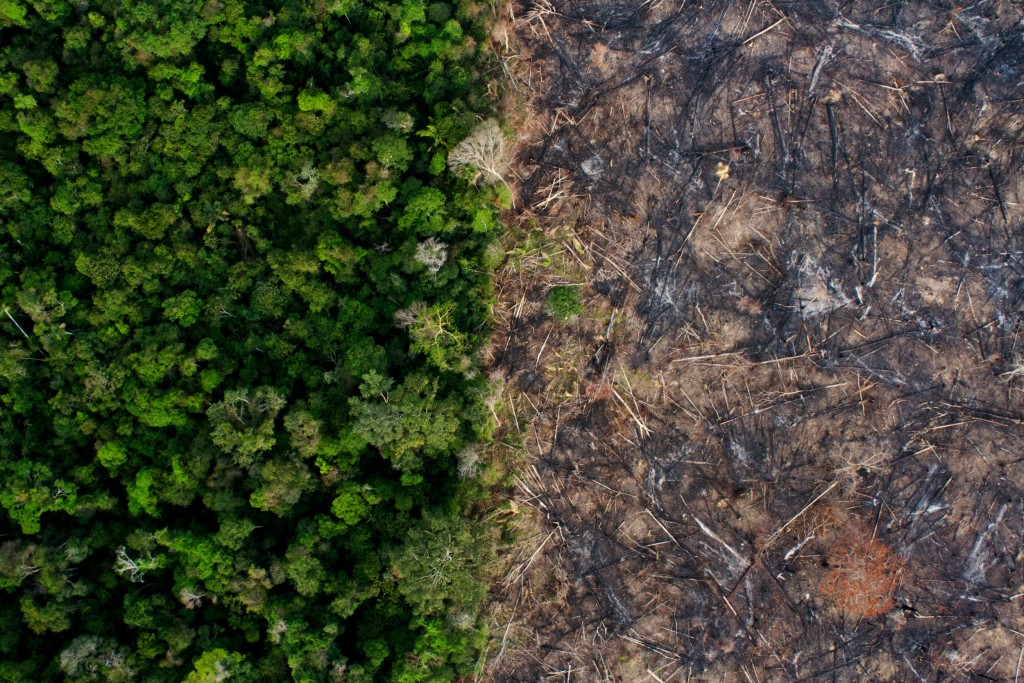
[546,286,584,321]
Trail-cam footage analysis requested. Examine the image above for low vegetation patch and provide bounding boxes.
[545,285,584,321]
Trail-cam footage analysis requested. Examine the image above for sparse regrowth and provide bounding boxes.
[546,286,585,321]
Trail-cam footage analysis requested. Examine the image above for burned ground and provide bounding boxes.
[484,0,1024,680]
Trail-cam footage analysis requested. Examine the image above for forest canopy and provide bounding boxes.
[0,0,506,680]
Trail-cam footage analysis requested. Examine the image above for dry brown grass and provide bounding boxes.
[820,530,904,620]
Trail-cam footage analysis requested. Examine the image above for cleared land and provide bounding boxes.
[484,1,1024,680]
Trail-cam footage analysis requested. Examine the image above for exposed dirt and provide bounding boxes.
[484,1,1024,681]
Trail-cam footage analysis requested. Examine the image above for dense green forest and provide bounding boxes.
[0,0,506,680]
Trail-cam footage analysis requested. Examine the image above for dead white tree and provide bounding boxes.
[113,546,153,583]
[448,119,512,187]
[292,161,320,200]
[415,237,448,273]
[456,445,481,479]
[268,619,289,644]
[179,588,207,609]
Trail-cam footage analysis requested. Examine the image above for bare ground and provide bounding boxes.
[482,1,1024,681]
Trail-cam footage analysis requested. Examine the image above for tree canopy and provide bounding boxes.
[0,0,504,680]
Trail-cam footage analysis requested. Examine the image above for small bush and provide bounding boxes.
[546,286,584,321]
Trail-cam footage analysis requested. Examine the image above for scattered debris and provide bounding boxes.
[486,0,1024,680]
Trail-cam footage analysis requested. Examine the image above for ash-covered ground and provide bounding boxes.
[484,1,1024,680]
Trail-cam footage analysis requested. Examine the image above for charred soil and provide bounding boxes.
[484,1,1024,681]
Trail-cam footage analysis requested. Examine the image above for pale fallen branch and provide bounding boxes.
[692,515,748,567]
[764,480,839,549]
[645,509,682,548]
[506,530,555,584]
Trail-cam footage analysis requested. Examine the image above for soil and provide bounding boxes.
[483,0,1024,681]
